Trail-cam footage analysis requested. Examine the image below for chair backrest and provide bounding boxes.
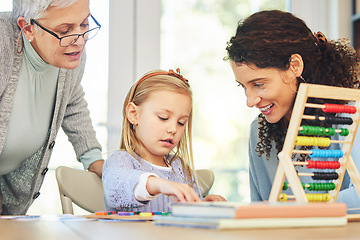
[55,166,105,214]
[55,166,215,214]
[196,169,215,198]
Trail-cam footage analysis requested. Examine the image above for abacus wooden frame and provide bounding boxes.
[269,83,360,203]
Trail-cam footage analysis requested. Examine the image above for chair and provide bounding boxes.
[55,166,105,214]
[55,166,215,214]
[196,169,215,198]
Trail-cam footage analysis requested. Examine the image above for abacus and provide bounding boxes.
[269,83,360,203]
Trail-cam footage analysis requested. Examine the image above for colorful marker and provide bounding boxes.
[139,212,153,217]
[152,212,163,215]
[118,212,135,216]
[95,211,115,216]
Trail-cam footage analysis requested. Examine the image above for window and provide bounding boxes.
[161,0,288,201]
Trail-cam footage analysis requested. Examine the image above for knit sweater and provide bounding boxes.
[103,151,201,212]
[0,12,102,215]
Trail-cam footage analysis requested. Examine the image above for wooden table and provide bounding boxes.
[1,218,360,240]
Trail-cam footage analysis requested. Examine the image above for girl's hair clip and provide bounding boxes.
[314,31,327,43]
[168,68,188,83]
[136,68,188,87]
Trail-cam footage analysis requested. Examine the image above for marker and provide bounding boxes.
[118,212,135,216]
[139,212,153,217]
[95,211,107,216]
[152,212,163,215]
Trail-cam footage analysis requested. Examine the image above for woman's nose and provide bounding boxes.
[246,95,261,108]
[74,35,86,46]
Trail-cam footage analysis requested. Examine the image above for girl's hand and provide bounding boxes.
[203,194,227,202]
[146,176,201,203]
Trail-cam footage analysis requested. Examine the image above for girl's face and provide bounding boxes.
[132,90,192,164]
[28,0,90,69]
[231,61,297,123]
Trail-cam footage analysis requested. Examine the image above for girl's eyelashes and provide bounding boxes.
[178,121,185,126]
[158,116,186,126]
[158,116,168,121]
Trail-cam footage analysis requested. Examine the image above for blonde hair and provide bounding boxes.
[120,69,196,185]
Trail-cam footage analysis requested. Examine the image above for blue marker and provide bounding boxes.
[118,212,135,216]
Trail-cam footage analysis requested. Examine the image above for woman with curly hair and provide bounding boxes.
[226,10,360,210]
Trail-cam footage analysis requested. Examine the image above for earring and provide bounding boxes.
[299,76,306,83]
[16,28,25,54]
[28,38,32,43]
[16,24,31,54]
[290,76,306,93]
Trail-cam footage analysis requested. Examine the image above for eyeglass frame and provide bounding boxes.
[30,15,101,47]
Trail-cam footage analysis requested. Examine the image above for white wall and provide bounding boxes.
[107,0,160,153]
[290,0,351,40]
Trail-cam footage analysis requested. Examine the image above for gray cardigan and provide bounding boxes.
[0,12,102,214]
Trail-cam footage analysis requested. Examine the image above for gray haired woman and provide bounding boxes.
[0,0,104,215]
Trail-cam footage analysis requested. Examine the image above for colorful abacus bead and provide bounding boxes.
[323,104,357,114]
[309,149,343,158]
[323,116,353,125]
[296,136,331,147]
[339,128,349,136]
[307,182,336,191]
[279,193,288,202]
[306,160,341,169]
[306,193,331,202]
[312,172,339,180]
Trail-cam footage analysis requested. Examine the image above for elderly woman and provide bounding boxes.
[0,0,104,215]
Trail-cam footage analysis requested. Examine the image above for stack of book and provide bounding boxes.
[154,201,348,229]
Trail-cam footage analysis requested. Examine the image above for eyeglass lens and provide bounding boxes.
[60,16,100,47]
[60,28,99,46]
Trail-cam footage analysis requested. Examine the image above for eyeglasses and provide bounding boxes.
[30,15,101,47]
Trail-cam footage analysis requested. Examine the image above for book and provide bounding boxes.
[171,201,347,219]
[346,214,360,222]
[153,215,347,229]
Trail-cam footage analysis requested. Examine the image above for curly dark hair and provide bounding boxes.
[225,10,360,159]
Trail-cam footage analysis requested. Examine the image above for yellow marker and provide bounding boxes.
[139,212,153,217]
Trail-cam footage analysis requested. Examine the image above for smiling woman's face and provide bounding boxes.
[231,61,298,124]
[28,0,90,69]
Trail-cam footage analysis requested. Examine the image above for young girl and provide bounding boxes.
[102,69,225,212]
[226,10,360,211]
